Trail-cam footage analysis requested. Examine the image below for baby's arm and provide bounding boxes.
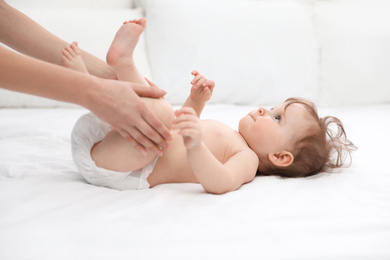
[173,107,257,194]
[182,70,215,118]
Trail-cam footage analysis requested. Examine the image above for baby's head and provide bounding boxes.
[238,97,356,178]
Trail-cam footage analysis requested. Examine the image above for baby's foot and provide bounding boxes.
[61,42,89,74]
[106,18,146,68]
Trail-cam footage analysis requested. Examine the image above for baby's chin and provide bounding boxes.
[238,115,252,130]
[237,117,246,134]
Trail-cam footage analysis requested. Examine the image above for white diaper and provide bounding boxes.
[71,113,157,190]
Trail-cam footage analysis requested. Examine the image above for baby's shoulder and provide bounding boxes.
[201,119,236,134]
[201,119,247,146]
[201,120,257,174]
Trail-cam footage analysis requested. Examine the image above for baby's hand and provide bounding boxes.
[190,70,215,104]
[172,107,202,150]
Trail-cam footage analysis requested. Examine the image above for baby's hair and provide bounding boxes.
[258,97,357,178]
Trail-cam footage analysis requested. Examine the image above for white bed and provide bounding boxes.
[1,104,390,260]
[1,0,390,259]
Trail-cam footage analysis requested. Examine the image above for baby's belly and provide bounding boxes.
[147,133,198,187]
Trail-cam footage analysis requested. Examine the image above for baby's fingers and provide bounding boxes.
[172,120,197,131]
[193,78,207,90]
[176,128,199,139]
[204,86,212,97]
[173,113,197,126]
[175,107,197,117]
[172,111,199,133]
[191,70,199,76]
[206,79,215,88]
[191,74,203,86]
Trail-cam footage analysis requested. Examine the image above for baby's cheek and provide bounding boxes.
[238,116,254,134]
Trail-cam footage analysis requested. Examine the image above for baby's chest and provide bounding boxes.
[201,121,243,161]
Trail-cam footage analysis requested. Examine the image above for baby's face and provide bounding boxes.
[238,102,315,158]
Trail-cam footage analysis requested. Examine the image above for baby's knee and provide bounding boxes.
[155,98,175,129]
[143,97,175,130]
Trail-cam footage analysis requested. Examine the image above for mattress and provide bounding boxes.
[1,104,390,260]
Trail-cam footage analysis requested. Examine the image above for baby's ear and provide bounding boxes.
[268,151,294,167]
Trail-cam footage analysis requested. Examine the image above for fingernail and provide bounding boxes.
[138,148,147,156]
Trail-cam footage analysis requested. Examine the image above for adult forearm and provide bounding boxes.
[0,45,95,107]
[0,1,61,63]
[0,0,116,79]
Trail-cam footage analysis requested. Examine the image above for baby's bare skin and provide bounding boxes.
[61,42,88,73]
[149,116,250,187]
[63,19,258,193]
[91,96,250,187]
[106,18,148,85]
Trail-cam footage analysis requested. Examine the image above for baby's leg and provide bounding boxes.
[61,42,89,74]
[93,18,174,173]
[106,18,148,85]
[91,97,174,173]
[91,125,157,172]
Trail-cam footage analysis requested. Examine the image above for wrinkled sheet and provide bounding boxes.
[1,104,390,260]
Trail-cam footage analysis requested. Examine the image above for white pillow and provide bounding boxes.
[140,0,318,105]
[316,2,390,105]
[0,7,152,108]
[5,0,134,9]
[324,0,390,9]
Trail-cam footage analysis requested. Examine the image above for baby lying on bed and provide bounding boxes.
[69,18,355,194]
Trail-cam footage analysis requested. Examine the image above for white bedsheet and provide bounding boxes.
[1,104,390,260]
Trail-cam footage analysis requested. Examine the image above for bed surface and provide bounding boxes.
[1,104,390,260]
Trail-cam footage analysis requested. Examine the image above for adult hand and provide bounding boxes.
[85,78,172,156]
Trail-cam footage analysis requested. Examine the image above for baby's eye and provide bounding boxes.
[274,115,281,122]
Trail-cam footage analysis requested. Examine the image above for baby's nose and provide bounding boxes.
[258,107,267,116]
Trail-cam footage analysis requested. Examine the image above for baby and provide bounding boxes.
[68,18,355,194]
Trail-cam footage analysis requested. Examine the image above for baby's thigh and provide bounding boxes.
[91,129,156,172]
[90,97,174,173]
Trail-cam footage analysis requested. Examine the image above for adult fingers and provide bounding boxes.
[144,77,158,88]
[116,128,148,156]
[132,83,166,98]
[137,101,172,147]
[128,124,164,156]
